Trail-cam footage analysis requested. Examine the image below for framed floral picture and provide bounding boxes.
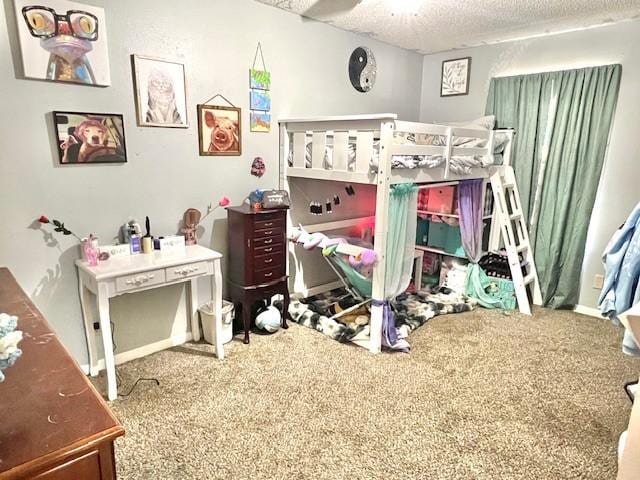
[441,57,471,97]
[197,104,241,156]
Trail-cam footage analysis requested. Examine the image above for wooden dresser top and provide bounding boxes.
[0,268,124,477]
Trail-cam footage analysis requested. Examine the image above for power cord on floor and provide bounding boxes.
[110,320,160,398]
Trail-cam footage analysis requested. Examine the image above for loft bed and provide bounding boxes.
[278,113,523,354]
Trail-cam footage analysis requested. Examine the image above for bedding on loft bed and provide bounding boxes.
[287,287,476,345]
[287,115,509,176]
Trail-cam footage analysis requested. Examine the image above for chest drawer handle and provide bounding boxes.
[175,266,199,275]
[264,239,273,244]
[264,272,273,277]
[265,258,273,264]
[264,230,273,235]
[263,222,273,227]
[264,247,273,253]
[125,274,154,286]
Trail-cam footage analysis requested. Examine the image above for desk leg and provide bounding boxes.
[188,279,201,342]
[212,259,224,360]
[78,275,99,377]
[97,286,117,401]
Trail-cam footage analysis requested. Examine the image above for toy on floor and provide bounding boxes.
[254,297,282,333]
[0,313,23,383]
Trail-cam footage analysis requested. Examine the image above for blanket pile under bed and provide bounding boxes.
[287,287,476,346]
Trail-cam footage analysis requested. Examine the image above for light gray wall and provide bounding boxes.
[0,0,423,364]
[419,20,640,310]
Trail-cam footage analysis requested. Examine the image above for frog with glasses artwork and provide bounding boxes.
[15,1,110,86]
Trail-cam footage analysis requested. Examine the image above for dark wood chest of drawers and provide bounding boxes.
[227,205,289,343]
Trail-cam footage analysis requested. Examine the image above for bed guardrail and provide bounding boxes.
[280,115,513,184]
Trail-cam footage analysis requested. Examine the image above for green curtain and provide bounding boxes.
[486,64,622,307]
[384,184,418,299]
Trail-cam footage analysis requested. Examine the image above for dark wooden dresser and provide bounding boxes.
[0,268,124,479]
[227,205,289,344]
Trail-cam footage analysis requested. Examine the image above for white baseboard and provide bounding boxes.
[81,331,193,375]
[574,305,603,318]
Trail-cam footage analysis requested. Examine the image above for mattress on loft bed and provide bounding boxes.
[288,130,508,176]
[286,287,476,345]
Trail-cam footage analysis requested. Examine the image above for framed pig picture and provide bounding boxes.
[14,0,111,86]
[132,54,188,128]
[197,105,241,156]
[53,111,127,164]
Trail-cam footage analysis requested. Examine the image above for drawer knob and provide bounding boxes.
[264,239,273,244]
[264,222,273,227]
[264,247,273,252]
[265,258,273,264]
[264,230,273,235]
[264,272,273,277]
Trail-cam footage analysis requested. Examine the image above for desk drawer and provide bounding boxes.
[253,236,282,249]
[254,218,284,231]
[166,261,210,282]
[254,243,283,256]
[254,225,284,239]
[116,269,165,293]
[255,251,285,270]
[254,265,285,284]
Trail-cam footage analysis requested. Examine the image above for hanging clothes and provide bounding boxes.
[599,202,640,356]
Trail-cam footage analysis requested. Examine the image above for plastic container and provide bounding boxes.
[427,221,449,248]
[427,186,456,213]
[199,301,234,345]
[444,225,465,256]
[416,218,429,245]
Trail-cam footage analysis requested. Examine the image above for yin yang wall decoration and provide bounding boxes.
[348,47,376,93]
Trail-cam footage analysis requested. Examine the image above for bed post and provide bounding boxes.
[369,119,395,354]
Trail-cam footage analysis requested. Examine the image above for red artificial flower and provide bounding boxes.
[38,215,50,224]
[218,197,230,207]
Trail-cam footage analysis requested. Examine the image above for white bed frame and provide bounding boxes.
[279,114,514,353]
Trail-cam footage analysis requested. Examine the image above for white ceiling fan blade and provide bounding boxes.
[302,0,363,19]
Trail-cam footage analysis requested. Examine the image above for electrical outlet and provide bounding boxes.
[593,274,604,289]
[93,322,100,330]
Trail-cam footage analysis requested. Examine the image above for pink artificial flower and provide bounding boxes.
[38,215,50,224]
[218,197,230,207]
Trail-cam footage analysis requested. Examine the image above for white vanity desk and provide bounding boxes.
[76,245,223,400]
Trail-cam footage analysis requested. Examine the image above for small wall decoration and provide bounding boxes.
[250,90,271,111]
[249,42,271,133]
[251,157,266,177]
[53,111,126,164]
[197,100,241,156]
[250,112,271,133]
[132,55,188,128]
[250,69,271,90]
[14,0,111,86]
[348,46,376,93]
[441,57,471,97]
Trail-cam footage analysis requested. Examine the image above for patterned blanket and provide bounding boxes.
[287,287,476,346]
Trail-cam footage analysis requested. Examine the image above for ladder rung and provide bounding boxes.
[509,213,522,220]
[503,182,514,189]
[524,274,535,285]
[517,244,528,253]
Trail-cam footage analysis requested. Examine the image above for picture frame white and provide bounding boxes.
[132,54,189,128]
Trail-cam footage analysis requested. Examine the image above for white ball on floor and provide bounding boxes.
[255,306,281,333]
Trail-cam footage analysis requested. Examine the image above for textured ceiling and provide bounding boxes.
[256,0,640,54]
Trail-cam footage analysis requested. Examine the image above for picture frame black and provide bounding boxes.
[52,111,127,164]
[440,57,471,97]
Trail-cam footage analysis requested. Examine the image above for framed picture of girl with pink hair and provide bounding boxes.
[53,111,127,164]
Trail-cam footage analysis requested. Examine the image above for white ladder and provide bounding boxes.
[488,166,543,315]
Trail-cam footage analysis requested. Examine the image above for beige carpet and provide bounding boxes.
[95,308,638,480]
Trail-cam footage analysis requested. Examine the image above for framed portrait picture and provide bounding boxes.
[53,111,127,164]
[132,54,188,128]
[441,57,471,97]
[14,0,111,86]
[197,105,241,156]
